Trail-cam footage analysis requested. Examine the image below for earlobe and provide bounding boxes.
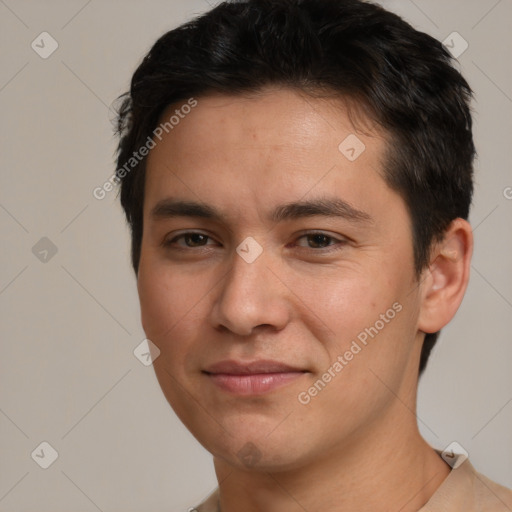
[417,219,473,334]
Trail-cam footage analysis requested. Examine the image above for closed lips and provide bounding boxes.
[203,360,307,375]
[203,360,308,395]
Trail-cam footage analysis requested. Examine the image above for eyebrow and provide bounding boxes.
[150,196,373,225]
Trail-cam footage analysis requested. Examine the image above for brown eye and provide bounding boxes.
[295,232,344,250]
[163,232,214,249]
[305,233,333,248]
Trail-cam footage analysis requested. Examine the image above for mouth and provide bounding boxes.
[203,360,309,395]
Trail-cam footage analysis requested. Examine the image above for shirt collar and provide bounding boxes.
[417,450,476,511]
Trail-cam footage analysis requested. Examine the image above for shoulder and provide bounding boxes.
[472,469,512,511]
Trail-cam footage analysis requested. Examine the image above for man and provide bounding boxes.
[113,0,512,510]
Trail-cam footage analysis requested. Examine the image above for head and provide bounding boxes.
[114,0,474,471]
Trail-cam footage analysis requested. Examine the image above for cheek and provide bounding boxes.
[137,258,207,351]
[309,267,414,375]
[314,273,390,338]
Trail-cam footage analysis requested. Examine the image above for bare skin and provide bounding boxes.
[137,86,472,511]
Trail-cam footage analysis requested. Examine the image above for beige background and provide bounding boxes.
[0,0,511,510]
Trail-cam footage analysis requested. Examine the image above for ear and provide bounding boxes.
[417,218,473,334]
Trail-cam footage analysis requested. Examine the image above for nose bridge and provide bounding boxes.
[210,245,289,335]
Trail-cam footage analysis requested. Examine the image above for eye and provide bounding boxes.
[163,232,217,249]
[294,231,346,252]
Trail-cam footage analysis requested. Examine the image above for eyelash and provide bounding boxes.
[162,231,347,254]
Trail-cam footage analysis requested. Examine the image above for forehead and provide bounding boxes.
[143,87,398,224]
[154,87,381,156]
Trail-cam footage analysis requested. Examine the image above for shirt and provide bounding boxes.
[193,452,512,511]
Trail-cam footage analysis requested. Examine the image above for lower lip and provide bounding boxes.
[206,372,305,395]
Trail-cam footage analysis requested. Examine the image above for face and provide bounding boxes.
[138,87,425,471]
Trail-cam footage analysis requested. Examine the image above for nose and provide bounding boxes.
[209,248,291,336]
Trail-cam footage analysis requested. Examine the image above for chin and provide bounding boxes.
[212,441,310,473]
[193,421,317,473]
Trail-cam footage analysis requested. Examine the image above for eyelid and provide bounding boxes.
[296,229,346,240]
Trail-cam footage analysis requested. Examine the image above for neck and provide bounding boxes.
[213,405,450,512]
